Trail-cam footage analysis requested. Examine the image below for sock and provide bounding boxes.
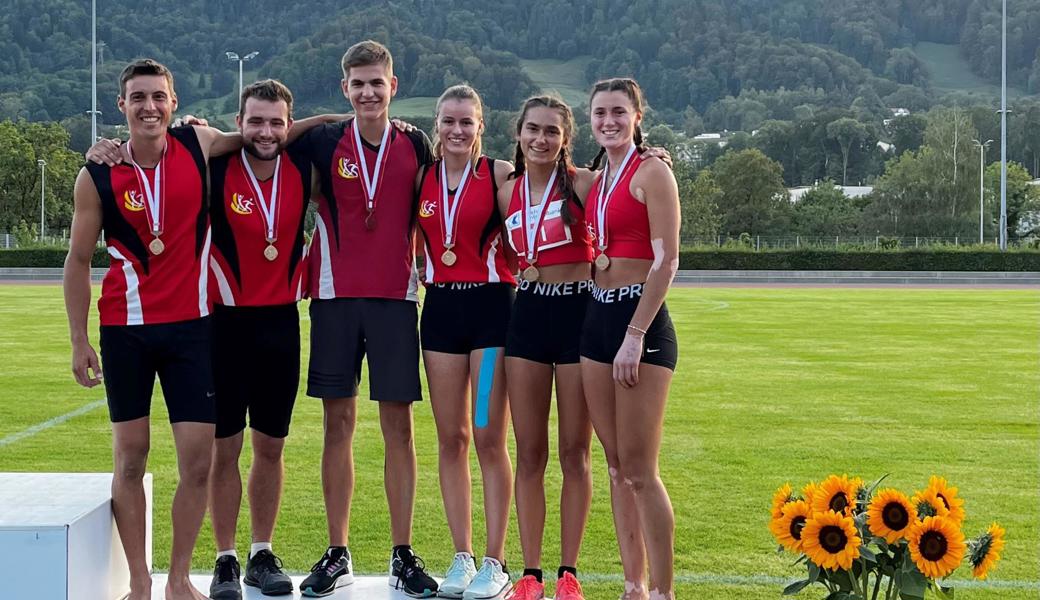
[523,568,543,583]
[327,545,348,560]
[250,541,273,558]
[558,566,577,579]
[216,549,238,560]
[393,544,413,560]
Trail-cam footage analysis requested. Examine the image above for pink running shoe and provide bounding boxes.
[554,572,585,600]
[504,574,544,600]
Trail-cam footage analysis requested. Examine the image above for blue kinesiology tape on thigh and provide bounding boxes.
[474,347,498,429]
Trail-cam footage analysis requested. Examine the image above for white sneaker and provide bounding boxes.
[438,552,477,598]
[463,557,510,600]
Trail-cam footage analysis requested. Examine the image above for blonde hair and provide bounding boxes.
[432,84,484,166]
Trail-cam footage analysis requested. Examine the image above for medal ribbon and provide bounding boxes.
[127,139,167,236]
[240,149,282,242]
[439,159,473,249]
[351,119,391,213]
[595,143,637,251]
[520,168,558,263]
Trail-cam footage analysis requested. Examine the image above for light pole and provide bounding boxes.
[225,51,259,99]
[37,159,46,241]
[91,0,97,144]
[973,139,993,244]
[999,0,1009,250]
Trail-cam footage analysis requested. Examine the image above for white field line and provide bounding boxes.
[0,399,106,448]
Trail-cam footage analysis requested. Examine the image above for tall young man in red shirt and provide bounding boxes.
[295,40,439,598]
[64,59,245,600]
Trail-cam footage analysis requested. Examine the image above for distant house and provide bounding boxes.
[692,132,724,143]
[788,185,874,202]
[877,141,895,153]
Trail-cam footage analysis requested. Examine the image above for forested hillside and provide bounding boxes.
[3,0,1040,125]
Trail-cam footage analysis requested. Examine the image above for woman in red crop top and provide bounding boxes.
[579,78,681,600]
[415,85,518,599]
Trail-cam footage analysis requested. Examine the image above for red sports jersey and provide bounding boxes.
[416,157,514,285]
[504,174,593,270]
[585,152,654,261]
[300,119,431,301]
[89,127,210,326]
[209,146,311,306]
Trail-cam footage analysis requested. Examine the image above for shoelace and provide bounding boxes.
[507,576,541,598]
[253,552,284,574]
[310,554,343,576]
[473,559,500,583]
[557,574,582,596]
[402,554,427,578]
[445,555,472,577]
[216,557,239,582]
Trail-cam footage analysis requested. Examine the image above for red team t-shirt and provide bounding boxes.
[208,145,311,306]
[301,119,432,301]
[416,157,514,285]
[88,126,211,326]
[504,174,594,270]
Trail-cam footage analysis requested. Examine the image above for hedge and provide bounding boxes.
[2,247,1039,272]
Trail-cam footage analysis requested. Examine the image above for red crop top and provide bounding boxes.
[504,173,594,270]
[585,150,654,261]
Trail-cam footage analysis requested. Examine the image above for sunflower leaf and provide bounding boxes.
[860,545,877,562]
[900,568,928,598]
[867,473,890,496]
[782,579,811,595]
[931,581,955,599]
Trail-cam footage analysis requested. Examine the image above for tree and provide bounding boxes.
[983,161,1040,241]
[888,114,926,155]
[710,149,789,236]
[674,162,722,243]
[0,120,81,234]
[826,117,867,186]
[791,181,861,236]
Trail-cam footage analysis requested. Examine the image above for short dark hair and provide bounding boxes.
[119,59,175,97]
[341,40,393,77]
[239,79,294,119]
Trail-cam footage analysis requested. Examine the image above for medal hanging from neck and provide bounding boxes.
[520,168,558,281]
[439,158,473,267]
[240,148,282,261]
[128,139,168,255]
[594,144,637,270]
[352,119,391,231]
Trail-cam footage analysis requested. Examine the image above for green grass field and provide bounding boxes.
[914,42,1027,97]
[0,285,1037,599]
[519,57,594,110]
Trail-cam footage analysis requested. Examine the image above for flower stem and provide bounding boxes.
[884,574,895,600]
[871,573,882,600]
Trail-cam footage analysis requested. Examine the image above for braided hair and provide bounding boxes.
[587,77,648,172]
[510,95,579,224]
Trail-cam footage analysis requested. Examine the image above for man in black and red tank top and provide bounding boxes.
[293,41,439,598]
[205,80,309,600]
[64,59,263,600]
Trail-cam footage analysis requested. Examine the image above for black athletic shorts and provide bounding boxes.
[307,298,422,402]
[421,283,514,354]
[580,283,678,370]
[99,317,215,424]
[212,303,300,439]
[505,279,592,365]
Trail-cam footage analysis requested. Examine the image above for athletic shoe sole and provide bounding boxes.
[243,575,294,596]
[389,576,438,598]
[209,590,242,600]
[462,581,510,600]
[438,590,466,599]
[301,574,355,597]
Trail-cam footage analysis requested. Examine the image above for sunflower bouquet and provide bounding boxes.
[768,474,1005,600]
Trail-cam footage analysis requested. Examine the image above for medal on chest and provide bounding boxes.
[593,144,637,270]
[240,148,283,262]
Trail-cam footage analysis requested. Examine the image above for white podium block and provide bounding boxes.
[0,473,153,600]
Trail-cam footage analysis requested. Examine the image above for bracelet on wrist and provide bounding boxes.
[626,324,647,336]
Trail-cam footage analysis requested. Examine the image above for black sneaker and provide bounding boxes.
[388,547,439,598]
[244,549,293,596]
[301,547,354,597]
[209,555,243,600]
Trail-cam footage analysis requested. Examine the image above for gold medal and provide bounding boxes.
[149,237,165,256]
[595,253,610,270]
[365,211,377,231]
[522,265,540,281]
[264,243,278,261]
[441,249,457,266]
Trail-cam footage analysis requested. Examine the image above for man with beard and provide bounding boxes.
[205,79,310,600]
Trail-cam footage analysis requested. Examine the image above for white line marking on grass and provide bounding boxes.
[0,399,106,448]
[698,298,730,311]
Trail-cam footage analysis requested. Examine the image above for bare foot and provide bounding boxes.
[620,581,649,600]
[127,574,152,600]
[164,575,209,600]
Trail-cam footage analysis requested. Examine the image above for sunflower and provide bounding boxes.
[924,476,966,525]
[911,487,950,520]
[908,516,966,579]
[968,523,1006,580]
[812,474,863,517]
[802,481,820,507]
[867,489,917,544]
[801,510,861,571]
[771,483,794,519]
[770,500,812,552]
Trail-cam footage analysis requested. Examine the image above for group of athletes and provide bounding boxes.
[63,39,680,600]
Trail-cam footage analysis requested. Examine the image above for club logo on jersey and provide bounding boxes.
[123,190,145,212]
[419,199,436,218]
[337,156,359,179]
[230,193,254,215]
